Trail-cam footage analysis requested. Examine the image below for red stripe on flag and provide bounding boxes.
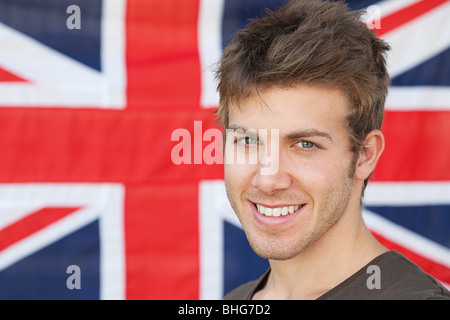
[2,109,448,182]
[376,0,448,37]
[371,230,450,286]
[126,0,201,110]
[0,207,82,251]
[125,182,199,299]
[0,108,223,182]
[374,111,450,181]
[0,67,26,82]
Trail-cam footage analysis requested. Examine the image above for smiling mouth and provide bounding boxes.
[254,203,305,217]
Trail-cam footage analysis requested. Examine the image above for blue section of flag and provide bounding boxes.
[0,0,102,71]
[0,220,100,300]
[222,0,382,48]
[332,0,381,11]
[224,221,269,297]
[392,47,450,86]
[222,0,287,47]
[367,206,450,249]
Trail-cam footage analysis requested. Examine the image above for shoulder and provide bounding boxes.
[321,250,450,300]
[224,279,260,300]
[224,270,270,300]
[379,251,450,300]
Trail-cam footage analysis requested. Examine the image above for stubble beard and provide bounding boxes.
[226,158,357,261]
[252,178,353,261]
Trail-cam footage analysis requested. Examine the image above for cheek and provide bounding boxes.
[293,154,352,193]
[224,163,251,193]
[224,164,255,223]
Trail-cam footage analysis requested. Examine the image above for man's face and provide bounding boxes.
[224,85,360,260]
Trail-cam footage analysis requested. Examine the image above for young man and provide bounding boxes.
[216,0,450,300]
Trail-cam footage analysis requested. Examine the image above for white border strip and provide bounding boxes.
[386,87,450,111]
[100,0,127,108]
[364,182,450,206]
[198,0,224,109]
[199,180,225,300]
[97,183,125,300]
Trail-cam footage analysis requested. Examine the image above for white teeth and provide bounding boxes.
[273,207,281,217]
[256,204,302,217]
[256,204,264,214]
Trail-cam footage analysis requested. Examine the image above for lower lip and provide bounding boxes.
[250,201,305,229]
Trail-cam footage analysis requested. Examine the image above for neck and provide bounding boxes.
[255,187,387,300]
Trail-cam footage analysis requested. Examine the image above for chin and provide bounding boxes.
[246,232,312,261]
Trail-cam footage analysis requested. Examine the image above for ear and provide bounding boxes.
[355,129,385,182]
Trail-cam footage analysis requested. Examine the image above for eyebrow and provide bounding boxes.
[227,124,333,142]
[226,124,258,139]
[285,129,334,142]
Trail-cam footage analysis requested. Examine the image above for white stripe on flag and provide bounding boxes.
[386,87,450,111]
[0,22,102,85]
[363,209,450,269]
[382,1,450,79]
[0,183,125,300]
[198,0,224,109]
[365,182,450,206]
[199,180,227,299]
[375,0,422,18]
[0,0,126,108]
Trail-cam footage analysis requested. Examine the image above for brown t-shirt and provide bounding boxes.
[224,251,450,300]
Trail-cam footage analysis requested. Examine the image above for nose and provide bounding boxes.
[251,151,292,195]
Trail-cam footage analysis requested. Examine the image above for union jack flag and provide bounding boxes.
[0,0,449,300]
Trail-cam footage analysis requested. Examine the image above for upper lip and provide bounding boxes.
[251,201,304,208]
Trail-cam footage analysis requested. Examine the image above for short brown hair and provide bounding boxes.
[215,0,390,190]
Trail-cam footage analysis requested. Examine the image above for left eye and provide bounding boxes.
[241,136,258,145]
[297,141,315,149]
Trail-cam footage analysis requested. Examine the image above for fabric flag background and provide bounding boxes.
[0,0,448,299]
